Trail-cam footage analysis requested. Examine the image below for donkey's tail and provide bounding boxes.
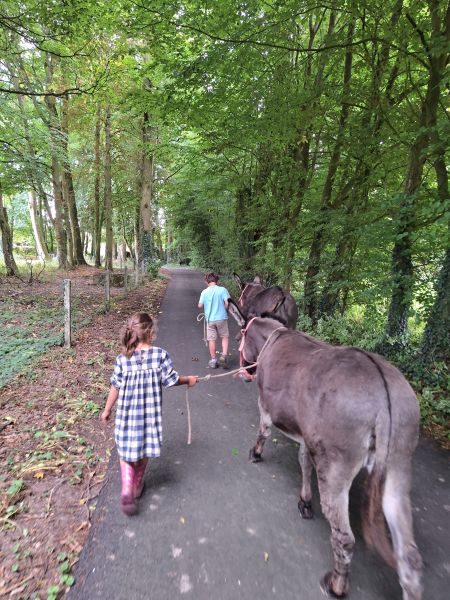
[361,464,396,569]
[358,349,396,569]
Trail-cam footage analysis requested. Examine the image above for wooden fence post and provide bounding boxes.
[105,270,110,312]
[64,279,71,348]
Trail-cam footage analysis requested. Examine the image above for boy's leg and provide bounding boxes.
[218,320,230,367]
[208,339,216,360]
[221,336,229,357]
[207,323,219,367]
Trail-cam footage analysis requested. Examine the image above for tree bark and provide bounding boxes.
[0,186,20,276]
[386,1,449,342]
[304,21,354,321]
[104,106,113,271]
[94,104,102,267]
[61,95,86,266]
[421,111,450,358]
[140,111,154,266]
[28,189,50,260]
[44,56,69,269]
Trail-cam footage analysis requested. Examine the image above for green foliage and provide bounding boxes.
[0,0,448,437]
[146,258,162,278]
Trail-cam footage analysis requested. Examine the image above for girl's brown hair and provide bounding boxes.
[121,312,156,358]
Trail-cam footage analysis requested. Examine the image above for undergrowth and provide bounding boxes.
[0,295,104,390]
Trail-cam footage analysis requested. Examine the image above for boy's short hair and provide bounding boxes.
[205,272,219,283]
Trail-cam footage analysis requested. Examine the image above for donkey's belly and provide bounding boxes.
[275,425,304,445]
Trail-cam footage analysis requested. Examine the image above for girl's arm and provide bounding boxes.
[101,385,119,423]
[176,375,198,387]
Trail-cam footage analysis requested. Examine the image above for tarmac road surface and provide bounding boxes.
[69,268,450,600]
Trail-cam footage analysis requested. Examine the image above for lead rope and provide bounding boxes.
[186,323,286,445]
[185,387,192,445]
[184,362,259,445]
[196,313,208,347]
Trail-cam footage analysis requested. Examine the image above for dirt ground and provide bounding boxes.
[0,266,169,599]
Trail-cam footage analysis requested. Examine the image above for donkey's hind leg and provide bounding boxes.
[298,439,314,519]
[383,466,422,600]
[318,466,356,598]
[249,397,272,462]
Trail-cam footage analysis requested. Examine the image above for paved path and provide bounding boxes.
[70,268,450,600]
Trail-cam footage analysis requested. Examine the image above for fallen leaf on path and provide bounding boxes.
[180,516,185,524]
[264,552,269,562]
[33,471,45,479]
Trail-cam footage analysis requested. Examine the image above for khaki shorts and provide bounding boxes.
[206,319,229,341]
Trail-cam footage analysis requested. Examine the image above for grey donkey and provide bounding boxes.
[240,316,422,600]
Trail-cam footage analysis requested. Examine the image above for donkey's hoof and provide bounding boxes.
[298,498,314,519]
[249,448,263,463]
[320,573,347,598]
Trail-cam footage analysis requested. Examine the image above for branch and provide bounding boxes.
[132,2,376,54]
[405,13,431,59]
[160,165,185,183]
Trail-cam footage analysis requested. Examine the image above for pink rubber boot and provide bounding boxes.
[133,458,148,499]
[120,460,137,516]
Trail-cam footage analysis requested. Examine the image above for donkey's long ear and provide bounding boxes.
[227,298,246,327]
[233,272,244,291]
[253,274,262,285]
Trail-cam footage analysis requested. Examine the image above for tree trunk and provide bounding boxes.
[140,111,154,266]
[104,106,113,271]
[0,186,20,276]
[421,111,450,358]
[94,104,102,267]
[61,95,86,266]
[421,243,450,359]
[44,57,69,269]
[28,189,50,260]
[386,3,448,342]
[304,21,354,321]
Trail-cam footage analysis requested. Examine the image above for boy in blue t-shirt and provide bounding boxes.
[198,272,230,368]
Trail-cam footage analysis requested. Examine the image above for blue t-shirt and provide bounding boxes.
[199,285,229,322]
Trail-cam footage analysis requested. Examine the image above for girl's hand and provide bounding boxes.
[187,376,198,387]
[100,409,111,424]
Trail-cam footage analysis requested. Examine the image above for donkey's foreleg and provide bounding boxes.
[249,398,272,463]
[318,476,354,598]
[297,440,314,519]
[383,468,423,600]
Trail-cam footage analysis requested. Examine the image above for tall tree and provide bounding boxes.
[139,111,154,266]
[61,95,87,266]
[0,185,20,276]
[386,0,449,343]
[104,106,113,271]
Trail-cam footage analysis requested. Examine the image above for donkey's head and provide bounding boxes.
[233,273,265,312]
[239,316,286,373]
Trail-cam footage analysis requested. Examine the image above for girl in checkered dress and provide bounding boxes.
[101,312,198,515]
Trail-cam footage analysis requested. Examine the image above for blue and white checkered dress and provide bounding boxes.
[110,347,179,461]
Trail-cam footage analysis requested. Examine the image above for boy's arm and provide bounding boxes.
[198,290,204,310]
[101,385,119,423]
